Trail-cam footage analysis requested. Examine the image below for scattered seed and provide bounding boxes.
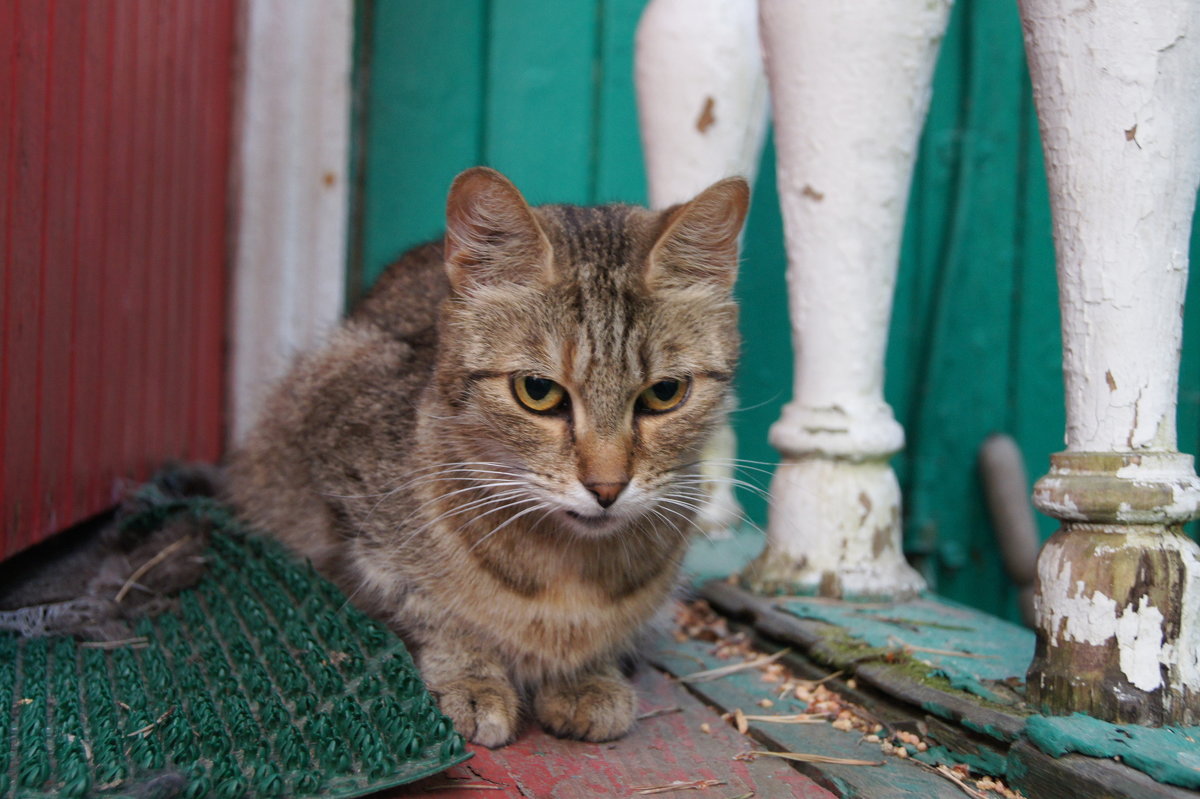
[930,764,989,799]
[115,537,192,603]
[887,636,998,660]
[740,713,826,725]
[638,706,683,721]
[680,650,791,683]
[633,779,726,795]
[80,638,150,650]
[126,707,174,738]
[738,750,884,767]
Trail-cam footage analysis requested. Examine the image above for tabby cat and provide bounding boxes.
[228,167,749,746]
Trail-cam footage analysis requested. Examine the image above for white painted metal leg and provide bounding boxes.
[635,0,769,536]
[1020,0,1200,724]
[743,0,950,598]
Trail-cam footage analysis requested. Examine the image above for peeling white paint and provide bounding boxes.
[762,457,926,597]
[1037,536,1200,693]
[1114,597,1166,693]
[1040,547,1164,691]
[1019,0,1200,454]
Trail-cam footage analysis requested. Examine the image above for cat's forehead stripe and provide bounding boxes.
[541,204,646,388]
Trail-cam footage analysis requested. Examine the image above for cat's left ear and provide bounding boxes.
[444,167,554,292]
[647,177,750,291]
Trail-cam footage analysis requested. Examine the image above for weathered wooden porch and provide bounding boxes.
[374,530,1198,798]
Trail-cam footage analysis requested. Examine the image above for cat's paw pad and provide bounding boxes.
[534,673,637,742]
[434,677,520,748]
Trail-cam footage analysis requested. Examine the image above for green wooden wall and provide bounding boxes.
[350,0,1200,621]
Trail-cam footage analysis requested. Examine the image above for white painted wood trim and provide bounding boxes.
[228,0,354,444]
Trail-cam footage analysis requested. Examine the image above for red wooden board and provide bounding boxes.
[382,666,837,798]
[0,0,234,557]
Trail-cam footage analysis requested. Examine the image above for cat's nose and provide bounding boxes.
[585,481,627,509]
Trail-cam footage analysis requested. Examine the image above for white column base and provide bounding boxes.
[745,456,926,598]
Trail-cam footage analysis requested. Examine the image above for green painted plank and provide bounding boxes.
[345,0,373,302]
[358,0,487,288]
[592,0,648,205]
[886,173,926,496]
[483,0,598,205]
[894,0,967,572]
[906,0,1025,614]
[1183,224,1200,540]
[732,139,791,528]
[776,595,1035,686]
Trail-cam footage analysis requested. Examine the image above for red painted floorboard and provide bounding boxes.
[379,666,837,799]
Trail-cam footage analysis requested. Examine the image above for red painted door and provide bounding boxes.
[0,0,236,559]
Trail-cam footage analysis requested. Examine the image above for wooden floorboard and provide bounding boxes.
[651,638,971,799]
[376,665,837,799]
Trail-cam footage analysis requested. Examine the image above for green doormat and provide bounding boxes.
[0,501,468,799]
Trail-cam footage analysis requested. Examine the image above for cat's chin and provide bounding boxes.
[560,509,626,538]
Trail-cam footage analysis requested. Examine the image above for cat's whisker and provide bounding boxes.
[669,475,775,503]
[378,482,529,529]
[377,465,535,495]
[701,455,783,468]
[645,505,698,547]
[724,391,785,414]
[466,502,553,554]
[693,460,779,479]
[369,468,537,525]
[675,467,774,489]
[660,488,769,539]
[395,491,540,550]
[328,463,535,506]
[401,488,532,531]
[389,488,532,541]
[670,456,782,480]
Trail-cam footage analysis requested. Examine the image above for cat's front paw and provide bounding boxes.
[533,671,637,742]
[433,676,520,748]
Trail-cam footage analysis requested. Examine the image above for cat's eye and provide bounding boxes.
[637,378,690,413]
[512,376,567,413]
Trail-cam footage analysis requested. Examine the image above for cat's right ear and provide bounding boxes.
[444,167,553,293]
[647,177,750,292]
